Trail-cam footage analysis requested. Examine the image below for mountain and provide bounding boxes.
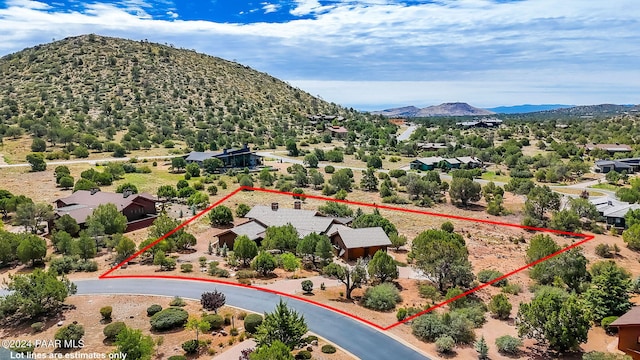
[487,104,574,114]
[371,102,493,117]
[0,35,364,145]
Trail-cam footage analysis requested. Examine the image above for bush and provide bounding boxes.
[477,269,507,287]
[602,316,619,334]
[203,314,224,330]
[321,345,336,354]
[435,335,455,354]
[501,283,522,295]
[488,294,512,320]
[411,313,446,342]
[302,335,318,345]
[324,165,335,174]
[169,296,186,307]
[150,307,189,331]
[301,280,313,294]
[361,283,402,311]
[146,304,162,316]
[418,284,441,300]
[295,350,312,359]
[31,322,44,332]
[236,270,257,279]
[583,352,633,360]
[100,306,113,320]
[595,243,613,258]
[182,339,199,354]
[103,321,126,341]
[495,335,522,355]
[180,263,193,273]
[243,313,263,333]
[397,308,408,321]
[55,323,85,348]
[168,356,186,360]
[453,306,487,328]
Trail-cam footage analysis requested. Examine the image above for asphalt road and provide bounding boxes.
[71,279,430,360]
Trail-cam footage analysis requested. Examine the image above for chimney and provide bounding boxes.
[271,202,279,211]
[90,188,99,195]
[223,149,228,155]
[123,189,132,198]
[294,201,302,210]
[243,144,248,150]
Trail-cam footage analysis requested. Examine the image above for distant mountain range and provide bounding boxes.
[371,102,494,117]
[487,104,574,114]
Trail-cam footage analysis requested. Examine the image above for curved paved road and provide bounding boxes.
[74,279,430,360]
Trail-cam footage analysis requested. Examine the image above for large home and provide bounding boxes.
[585,143,633,154]
[410,156,444,171]
[410,156,482,171]
[595,158,640,174]
[325,125,348,139]
[610,307,640,359]
[51,190,159,233]
[456,119,503,128]
[416,142,448,151]
[216,203,390,260]
[589,196,640,229]
[184,145,262,169]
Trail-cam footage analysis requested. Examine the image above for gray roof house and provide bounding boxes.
[589,196,640,229]
[326,224,392,261]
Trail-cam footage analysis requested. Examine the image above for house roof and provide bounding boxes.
[605,204,640,219]
[217,220,267,241]
[185,151,218,162]
[595,160,632,169]
[327,126,348,133]
[327,225,392,249]
[586,143,632,152]
[244,205,335,237]
[611,307,640,327]
[444,158,461,165]
[54,191,157,224]
[413,156,444,166]
[416,142,447,150]
[456,156,481,164]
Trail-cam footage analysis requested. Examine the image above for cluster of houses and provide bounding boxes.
[456,119,503,128]
[217,202,392,261]
[589,196,640,230]
[410,156,483,171]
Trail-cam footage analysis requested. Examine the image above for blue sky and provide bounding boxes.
[1,0,639,110]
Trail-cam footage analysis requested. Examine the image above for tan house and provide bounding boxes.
[326,125,348,138]
[611,307,640,359]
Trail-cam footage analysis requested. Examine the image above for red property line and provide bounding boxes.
[100,185,595,330]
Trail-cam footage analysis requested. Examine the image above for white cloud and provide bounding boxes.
[290,0,333,16]
[262,3,279,14]
[5,0,50,10]
[166,10,178,18]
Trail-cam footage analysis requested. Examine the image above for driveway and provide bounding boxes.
[70,279,431,360]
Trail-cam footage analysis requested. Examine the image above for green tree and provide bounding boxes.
[367,250,398,283]
[73,146,89,158]
[280,252,301,272]
[475,336,489,359]
[31,138,47,152]
[249,340,294,360]
[550,209,581,232]
[234,235,258,266]
[185,163,200,178]
[115,326,155,360]
[389,232,408,251]
[171,157,187,172]
[74,231,97,260]
[569,197,600,220]
[0,269,76,320]
[314,235,334,266]
[252,251,277,276]
[115,183,139,194]
[449,177,482,207]
[583,261,632,323]
[352,213,397,236]
[187,191,209,209]
[208,205,234,227]
[59,176,74,189]
[262,224,299,252]
[309,169,325,189]
[410,229,473,292]
[286,139,299,157]
[529,247,589,291]
[623,223,640,250]
[526,234,560,263]
[317,202,353,217]
[323,259,367,300]
[236,203,251,217]
[360,168,379,192]
[523,185,561,227]
[296,233,319,266]
[26,153,46,172]
[55,165,72,182]
[52,230,74,255]
[86,203,127,235]
[517,287,590,352]
[488,293,512,320]
[304,153,319,168]
[73,178,97,192]
[17,233,47,266]
[114,235,137,264]
[185,315,211,342]
[329,169,353,192]
[482,181,504,202]
[254,299,308,349]
[367,155,383,169]
[203,158,224,174]
[16,202,53,233]
[55,214,80,235]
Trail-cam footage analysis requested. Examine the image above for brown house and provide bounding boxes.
[217,220,267,249]
[326,125,348,139]
[611,307,640,359]
[52,190,158,232]
[327,225,392,261]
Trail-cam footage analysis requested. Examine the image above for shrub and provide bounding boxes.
[54,323,85,348]
[31,322,44,332]
[602,316,619,334]
[502,283,522,295]
[361,283,402,311]
[582,352,633,360]
[411,313,446,342]
[295,350,312,359]
[201,291,226,313]
[146,304,162,316]
[477,269,507,287]
[203,314,224,330]
[396,308,408,321]
[182,339,199,354]
[302,335,318,344]
[435,335,455,354]
[321,345,336,354]
[324,165,335,174]
[453,306,487,328]
[103,321,126,341]
[150,308,189,331]
[488,294,512,320]
[418,284,441,300]
[236,270,257,279]
[495,335,522,355]
[170,296,186,307]
[301,280,313,294]
[595,243,613,258]
[180,263,193,273]
[168,356,186,360]
[100,306,113,320]
[243,313,263,333]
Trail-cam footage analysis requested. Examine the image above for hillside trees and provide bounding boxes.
[323,259,367,300]
[234,235,258,266]
[583,261,632,323]
[522,185,560,227]
[449,177,482,207]
[254,299,308,350]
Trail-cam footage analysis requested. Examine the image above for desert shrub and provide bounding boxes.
[324,165,335,174]
[203,314,224,330]
[100,306,112,320]
[295,350,312,359]
[77,260,98,272]
[302,335,318,345]
[602,316,619,334]
[236,270,257,279]
[418,284,441,300]
[146,304,162,316]
[435,335,455,354]
[389,169,406,178]
[382,195,410,204]
[595,243,613,258]
[477,269,507,287]
[321,345,336,354]
[167,356,186,360]
[488,294,512,320]
[582,352,632,360]
[361,283,402,311]
[169,296,186,307]
[238,311,247,320]
[150,308,189,331]
[397,308,408,321]
[452,306,487,328]
[301,280,313,294]
[55,323,85,348]
[103,321,126,341]
[180,263,193,273]
[495,335,522,355]
[243,313,263,333]
[182,339,199,354]
[31,322,44,332]
[411,313,446,342]
[501,283,522,295]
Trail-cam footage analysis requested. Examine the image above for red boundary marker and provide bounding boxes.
[99,185,595,331]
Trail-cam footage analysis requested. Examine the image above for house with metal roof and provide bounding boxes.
[610,307,640,359]
[589,196,640,229]
[585,143,633,153]
[184,144,262,169]
[326,224,392,261]
[410,156,444,171]
[51,190,158,233]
